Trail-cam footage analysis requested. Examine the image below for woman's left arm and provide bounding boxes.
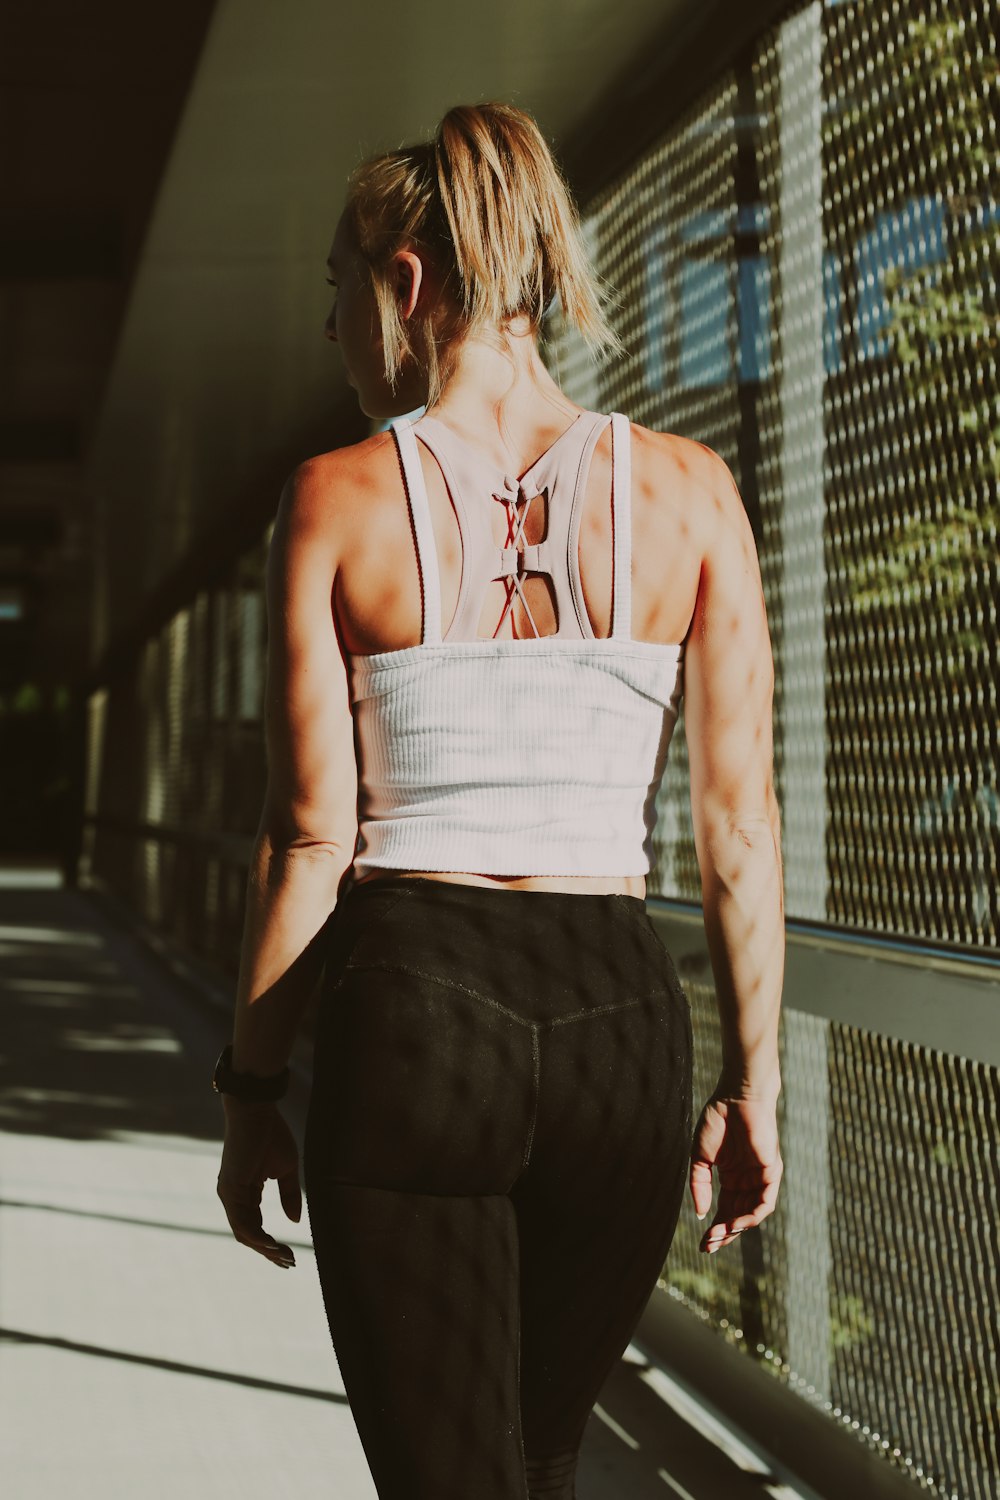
[217,457,359,1266]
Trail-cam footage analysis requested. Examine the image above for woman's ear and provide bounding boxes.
[393,250,424,322]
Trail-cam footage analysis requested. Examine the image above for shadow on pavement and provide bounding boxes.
[0,880,227,1143]
[0,1326,349,1404]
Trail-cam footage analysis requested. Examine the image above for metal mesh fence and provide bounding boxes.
[539,5,1000,1494]
[541,2,1000,1494]
[656,953,1000,1500]
[545,0,1000,950]
[82,532,270,972]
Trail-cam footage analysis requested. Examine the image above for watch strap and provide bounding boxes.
[212,1044,289,1102]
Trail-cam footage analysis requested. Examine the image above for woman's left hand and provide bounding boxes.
[217,1100,302,1268]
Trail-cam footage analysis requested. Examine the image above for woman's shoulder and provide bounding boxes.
[624,421,736,531]
[291,428,398,497]
[277,430,403,547]
[627,419,725,476]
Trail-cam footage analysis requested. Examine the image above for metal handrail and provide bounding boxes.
[647,897,1000,1067]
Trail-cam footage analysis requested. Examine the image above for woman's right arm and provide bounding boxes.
[681,446,785,1250]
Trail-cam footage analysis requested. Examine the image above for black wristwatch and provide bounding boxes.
[212,1044,289,1102]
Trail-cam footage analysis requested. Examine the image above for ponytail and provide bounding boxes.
[345,101,622,407]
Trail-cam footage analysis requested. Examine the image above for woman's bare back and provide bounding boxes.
[327,409,713,894]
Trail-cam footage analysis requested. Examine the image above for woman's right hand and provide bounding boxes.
[217,1099,302,1269]
[689,1089,783,1254]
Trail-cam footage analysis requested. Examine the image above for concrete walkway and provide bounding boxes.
[0,862,806,1500]
[0,867,381,1499]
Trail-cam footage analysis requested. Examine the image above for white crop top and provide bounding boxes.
[349,406,685,878]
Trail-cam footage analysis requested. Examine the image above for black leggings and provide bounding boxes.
[303,876,694,1500]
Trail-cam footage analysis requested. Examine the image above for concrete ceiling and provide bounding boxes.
[0,0,216,693]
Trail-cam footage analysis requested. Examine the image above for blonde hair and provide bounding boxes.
[344,101,623,408]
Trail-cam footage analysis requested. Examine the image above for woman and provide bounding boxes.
[215,102,784,1500]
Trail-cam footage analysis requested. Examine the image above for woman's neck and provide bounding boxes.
[425,325,584,471]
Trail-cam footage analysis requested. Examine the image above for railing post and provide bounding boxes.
[777,0,827,919]
[776,0,831,1401]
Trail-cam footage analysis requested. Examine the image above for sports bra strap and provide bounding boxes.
[393,409,631,646]
[391,416,442,645]
[610,412,632,640]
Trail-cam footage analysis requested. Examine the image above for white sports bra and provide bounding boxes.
[349,407,685,878]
